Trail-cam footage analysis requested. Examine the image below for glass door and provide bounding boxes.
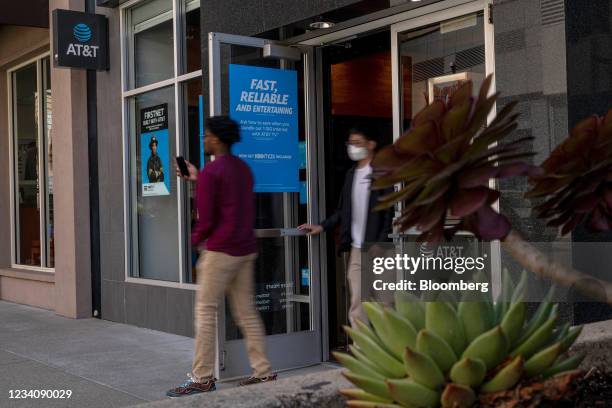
[390,1,501,292]
[208,32,321,379]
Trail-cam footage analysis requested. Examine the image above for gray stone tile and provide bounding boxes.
[125,283,148,328]
[99,190,113,235]
[495,49,528,97]
[166,288,194,338]
[101,279,125,323]
[100,233,125,282]
[524,25,541,49]
[523,0,541,28]
[145,286,168,332]
[525,46,543,94]
[109,193,126,235]
[109,234,126,282]
[493,0,527,34]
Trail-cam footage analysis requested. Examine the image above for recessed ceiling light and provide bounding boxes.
[309,20,335,29]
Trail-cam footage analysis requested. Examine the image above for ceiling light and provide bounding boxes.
[309,20,335,29]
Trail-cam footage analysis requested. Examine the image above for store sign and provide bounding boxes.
[52,9,109,70]
[140,104,170,197]
[229,64,299,193]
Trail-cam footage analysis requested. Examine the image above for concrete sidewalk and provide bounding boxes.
[0,301,336,408]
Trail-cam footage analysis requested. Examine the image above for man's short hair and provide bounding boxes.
[206,116,241,147]
[348,126,378,145]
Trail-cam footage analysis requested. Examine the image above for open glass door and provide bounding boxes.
[208,32,321,379]
[390,0,501,292]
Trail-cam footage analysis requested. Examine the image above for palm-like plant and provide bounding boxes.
[371,76,612,302]
[337,284,584,407]
[371,75,536,243]
[335,77,612,407]
[504,110,612,302]
[526,111,612,233]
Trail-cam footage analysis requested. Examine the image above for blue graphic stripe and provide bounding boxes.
[73,23,92,42]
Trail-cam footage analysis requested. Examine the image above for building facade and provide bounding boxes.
[0,0,610,379]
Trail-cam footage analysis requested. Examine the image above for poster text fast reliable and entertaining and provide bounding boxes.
[236,79,294,115]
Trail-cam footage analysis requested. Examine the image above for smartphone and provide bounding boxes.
[176,156,189,177]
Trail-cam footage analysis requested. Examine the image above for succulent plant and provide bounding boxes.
[526,110,612,234]
[371,75,537,242]
[336,275,584,408]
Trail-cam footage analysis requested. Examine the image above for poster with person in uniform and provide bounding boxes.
[140,104,170,196]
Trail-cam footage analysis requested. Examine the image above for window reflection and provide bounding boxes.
[128,0,174,88]
[12,58,54,268]
[184,0,201,73]
[43,58,54,267]
[183,77,205,283]
[130,86,180,282]
[13,63,40,266]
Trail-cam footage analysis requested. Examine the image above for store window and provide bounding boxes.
[399,11,486,131]
[10,56,54,269]
[123,0,203,284]
[126,0,174,89]
[184,0,201,73]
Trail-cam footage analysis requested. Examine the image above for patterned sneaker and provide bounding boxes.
[238,373,278,386]
[166,374,216,397]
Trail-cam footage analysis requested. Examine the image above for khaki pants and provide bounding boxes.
[192,250,272,381]
[347,247,368,327]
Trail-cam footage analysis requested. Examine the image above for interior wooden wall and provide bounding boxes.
[331,52,412,119]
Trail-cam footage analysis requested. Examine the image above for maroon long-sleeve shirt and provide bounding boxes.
[191,154,257,256]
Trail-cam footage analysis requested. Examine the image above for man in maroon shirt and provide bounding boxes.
[167,116,276,397]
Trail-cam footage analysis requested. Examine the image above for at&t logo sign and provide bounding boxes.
[73,23,92,42]
[66,23,99,57]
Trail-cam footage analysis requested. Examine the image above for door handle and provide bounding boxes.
[255,228,307,238]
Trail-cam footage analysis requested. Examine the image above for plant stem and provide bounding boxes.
[501,230,612,304]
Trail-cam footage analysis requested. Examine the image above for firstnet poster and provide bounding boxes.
[140,104,170,197]
[229,64,299,193]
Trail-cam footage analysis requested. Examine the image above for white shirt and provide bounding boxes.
[351,163,372,249]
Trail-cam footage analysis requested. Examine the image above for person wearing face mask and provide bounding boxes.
[298,128,393,328]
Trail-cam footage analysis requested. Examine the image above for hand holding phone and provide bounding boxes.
[176,156,190,177]
[176,156,198,182]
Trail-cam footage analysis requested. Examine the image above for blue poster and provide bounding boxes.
[298,141,306,169]
[140,104,170,196]
[229,64,299,192]
[299,181,308,205]
[199,94,205,168]
[301,268,310,286]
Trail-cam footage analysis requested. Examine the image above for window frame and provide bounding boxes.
[7,52,54,272]
[120,0,202,288]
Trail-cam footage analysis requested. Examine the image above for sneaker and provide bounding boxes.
[238,373,277,386]
[166,374,216,397]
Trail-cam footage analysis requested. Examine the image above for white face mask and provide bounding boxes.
[347,145,369,161]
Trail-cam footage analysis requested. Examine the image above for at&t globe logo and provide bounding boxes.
[73,23,92,42]
[66,22,99,58]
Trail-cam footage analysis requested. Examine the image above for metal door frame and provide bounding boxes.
[208,32,322,379]
[389,0,501,297]
[283,0,500,362]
